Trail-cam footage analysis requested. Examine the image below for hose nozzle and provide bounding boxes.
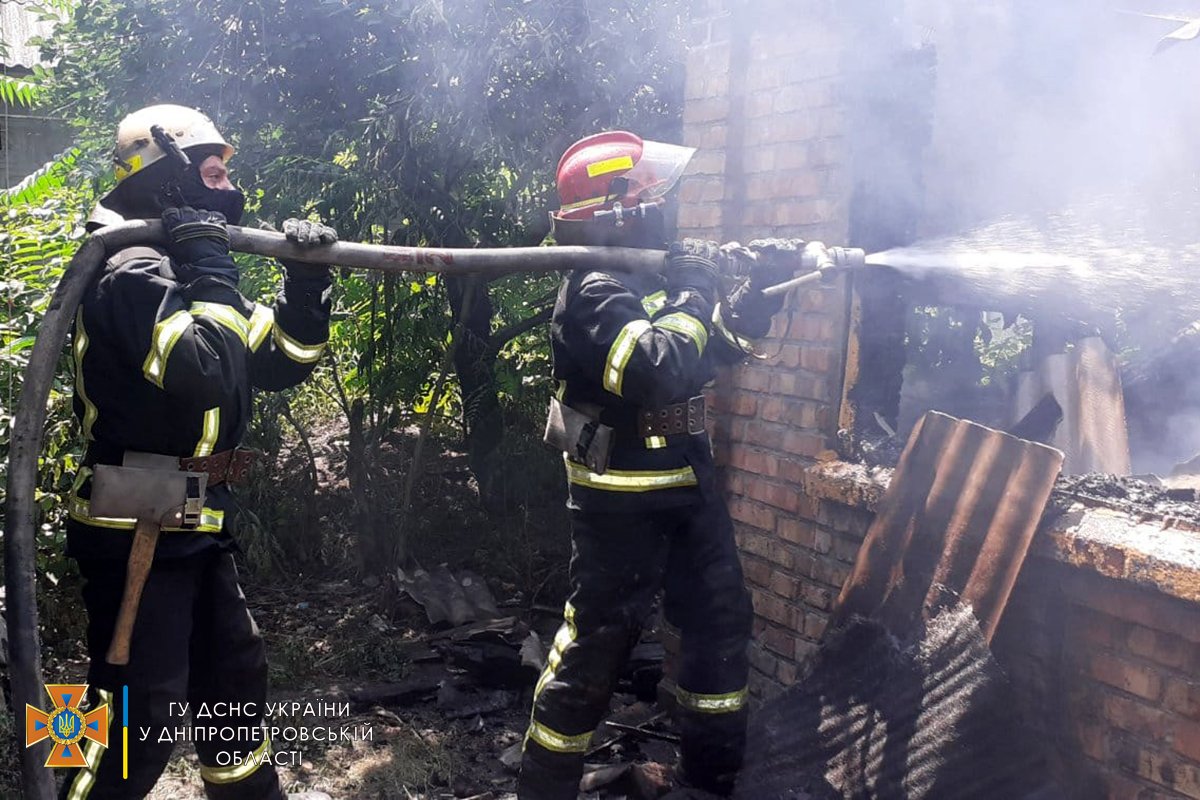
[763,242,866,297]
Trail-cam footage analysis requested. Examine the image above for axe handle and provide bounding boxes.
[106,517,161,666]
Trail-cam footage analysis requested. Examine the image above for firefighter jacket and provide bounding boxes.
[550,262,765,513]
[66,244,332,560]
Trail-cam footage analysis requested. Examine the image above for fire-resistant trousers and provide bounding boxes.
[518,494,754,799]
[58,551,283,800]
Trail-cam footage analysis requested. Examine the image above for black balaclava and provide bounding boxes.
[106,145,245,225]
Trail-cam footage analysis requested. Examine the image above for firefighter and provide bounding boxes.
[519,131,794,799]
[61,104,333,800]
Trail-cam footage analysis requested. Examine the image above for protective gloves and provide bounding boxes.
[161,206,239,288]
[722,238,806,339]
[280,217,337,282]
[666,238,721,302]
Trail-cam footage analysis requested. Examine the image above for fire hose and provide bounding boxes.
[4,219,863,796]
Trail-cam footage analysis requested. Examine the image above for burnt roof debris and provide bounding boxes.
[735,604,1061,800]
[1049,473,1200,530]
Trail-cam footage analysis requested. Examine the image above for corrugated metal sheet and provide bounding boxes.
[735,604,1062,800]
[1013,336,1131,475]
[832,411,1063,642]
[0,1,58,70]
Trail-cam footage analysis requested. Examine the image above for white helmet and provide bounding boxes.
[111,103,233,183]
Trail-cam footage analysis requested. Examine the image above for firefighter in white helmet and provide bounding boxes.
[63,104,332,800]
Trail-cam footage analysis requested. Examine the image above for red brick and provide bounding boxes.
[677,203,721,231]
[786,313,837,343]
[732,365,772,392]
[803,612,828,641]
[748,641,779,678]
[737,529,772,560]
[777,660,799,685]
[1165,679,1200,721]
[729,390,759,417]
[742,556,772,590]
[783,430,825,458]
[832,535,861,564]
[729,445,779,478]
[769,570,802,601]
[1074,720,1109,761]
[801,582,833,611]
[762,625,797,658]
[744,479,799,513]
[1175,725,1200,763]
[1103,692,1172,739]
[1068,606,1120,647]
[1088,652,1164,702]
[752,589,795,628]
[682,97,729,125]
[811,558,852,591]
[730,498,775,532]
[1127,625,1195,671]
[778,518,816,549]
[766,540,795,570]
[770,372,831,401]
[795,639,819,664]
[1066,575,1200,645]
[679,178,725,205]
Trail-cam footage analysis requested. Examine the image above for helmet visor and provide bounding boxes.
[626,140,696,202]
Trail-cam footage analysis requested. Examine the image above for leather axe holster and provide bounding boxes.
[89,454,207,665]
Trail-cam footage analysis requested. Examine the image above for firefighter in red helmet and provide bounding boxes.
[518,131,794,798]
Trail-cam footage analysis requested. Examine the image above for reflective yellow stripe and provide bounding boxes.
[142,310,194,388]
[199,736,270,784]
[675,686,748,714]
[190,301,250,345]
[645,436,668,449]
[641,290,667,316]
[564,456,697,492]
[526,720,592,754]
[272,324,326,364]
[713,304,754,353]
[73,308,99,440]
[64,689,111,800]
[194,407,220,457]
[586,154,634,178]
[655,311,708,355]
[555,380,567,402]
[248,305,274,352]
[524,605,591,754]
[602,319,652,396]
[560,193,610,212]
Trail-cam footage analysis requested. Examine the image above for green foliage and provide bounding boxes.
[1,146,81,206]
[0,75,40,108]
[18,0,685,574]
[0,187,93,635]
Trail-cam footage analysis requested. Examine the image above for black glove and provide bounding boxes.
[748,238,805,291]
[280,217,337,281]
[161,206,239,287]
[666,239,720,299]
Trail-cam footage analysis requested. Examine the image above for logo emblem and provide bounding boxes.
[26,684,109,768]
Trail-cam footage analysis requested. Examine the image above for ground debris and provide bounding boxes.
[396,564,502,627]
[1051,473,1200,527]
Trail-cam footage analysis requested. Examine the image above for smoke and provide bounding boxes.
[826,0,1200,469]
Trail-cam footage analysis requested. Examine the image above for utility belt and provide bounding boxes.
[81,445,257,531]
[85,444,258,488]
[544,396,705,474]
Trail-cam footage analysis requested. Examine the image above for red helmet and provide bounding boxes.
[554,131,696,221]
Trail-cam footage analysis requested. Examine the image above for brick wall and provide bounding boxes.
[678,2,1200,798]
[680,0,858,703]
[995,556,1200,799]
